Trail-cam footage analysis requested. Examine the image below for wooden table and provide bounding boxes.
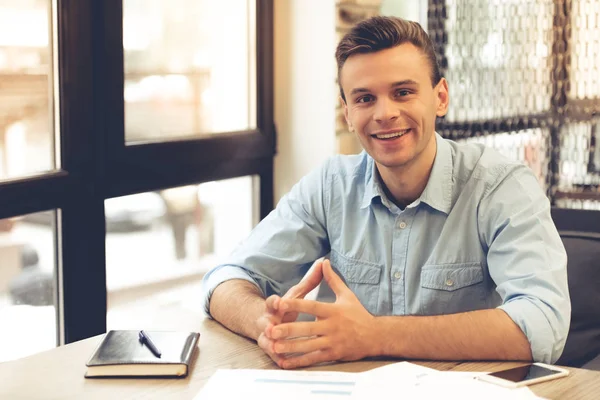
[1,314,599,399]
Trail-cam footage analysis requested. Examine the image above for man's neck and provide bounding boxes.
[376,135,438,209]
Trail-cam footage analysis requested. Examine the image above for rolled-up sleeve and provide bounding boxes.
[201,160,332,318]
[479,164,571,364]
[202,265,261,316]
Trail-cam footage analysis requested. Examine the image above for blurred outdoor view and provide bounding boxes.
[123,0,256,141]
[0,0,57,362]
[0,0,258,362]
[105,177,257,331]
[0,0,55,181]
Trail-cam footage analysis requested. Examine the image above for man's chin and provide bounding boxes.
[361,147,413,170]
[373,157,412,171]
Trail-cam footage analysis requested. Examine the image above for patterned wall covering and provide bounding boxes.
[429,0,600,207]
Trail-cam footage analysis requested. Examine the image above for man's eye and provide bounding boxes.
[395,89,411,97]
[356,95,374,103]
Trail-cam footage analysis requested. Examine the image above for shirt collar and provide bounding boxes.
[419,133,454,214]
[360,133,454,214]
[361,155,384,209]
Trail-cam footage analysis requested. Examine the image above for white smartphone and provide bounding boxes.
[476,363,569,388]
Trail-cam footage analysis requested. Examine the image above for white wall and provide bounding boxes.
[273,0,337,203]
[380,0,427,27]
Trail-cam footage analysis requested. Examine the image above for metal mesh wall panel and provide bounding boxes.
[429,0,600,207]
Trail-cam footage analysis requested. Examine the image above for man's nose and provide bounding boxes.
[373,98,399,123]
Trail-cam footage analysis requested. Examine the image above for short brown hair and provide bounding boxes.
[336,16,442,101]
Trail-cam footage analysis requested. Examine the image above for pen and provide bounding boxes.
[138,330,162,358]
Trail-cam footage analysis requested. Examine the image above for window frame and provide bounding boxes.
[0,0,274,345]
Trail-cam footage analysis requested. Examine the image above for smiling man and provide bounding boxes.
[202,16,570,370]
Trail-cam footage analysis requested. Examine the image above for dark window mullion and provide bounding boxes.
[99,0,125,167]
[0,172,70,219]
[255,0,276,215]
[58,0,107,344]
[105,154,272,199]
[258,158,274,219]
[121,129,272,167]
[257,0,275,150]
[104,130,271,193]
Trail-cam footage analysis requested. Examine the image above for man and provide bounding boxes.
[202,16,570,370]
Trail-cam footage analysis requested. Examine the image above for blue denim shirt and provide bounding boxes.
[202,134,570,364]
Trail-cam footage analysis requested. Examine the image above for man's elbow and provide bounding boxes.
[532,300,570,364]
[548,299,571,364]
[500,296,571,364]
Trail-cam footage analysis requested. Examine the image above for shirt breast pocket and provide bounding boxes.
[419,263,485,316]
[330,250,382,315]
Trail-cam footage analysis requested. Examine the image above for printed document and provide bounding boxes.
[196,361,545,399]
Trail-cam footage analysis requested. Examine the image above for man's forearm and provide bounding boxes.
[373,309,533,361]
[209,279,266,341]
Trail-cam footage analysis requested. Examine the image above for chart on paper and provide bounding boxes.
[197,369,360,399]
[196,362,543,400]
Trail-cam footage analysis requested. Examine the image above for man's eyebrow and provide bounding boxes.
[349,80,420,96]
[391,80,419,87]
[349,87,371,96]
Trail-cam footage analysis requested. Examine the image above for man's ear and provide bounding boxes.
[340,96,353,132]
[435,78,449,117]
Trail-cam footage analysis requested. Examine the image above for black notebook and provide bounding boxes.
[85,330,200,378]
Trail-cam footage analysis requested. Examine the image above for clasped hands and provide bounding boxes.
[256,260,378,369]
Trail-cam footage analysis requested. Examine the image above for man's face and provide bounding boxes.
[341,43,449,172]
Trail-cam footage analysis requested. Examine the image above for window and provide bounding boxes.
[0,0,274,355]
[106,177,257,329]
[0,0,57,181]
[123,0,257,141]
[0,211,57,362]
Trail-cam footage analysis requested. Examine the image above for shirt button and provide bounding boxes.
[398,221,407,229]
[445,279,454,287]
[394,271,402,279]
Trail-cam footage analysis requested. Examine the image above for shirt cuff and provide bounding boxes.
[201,265,260,318]
[498,298,566,364]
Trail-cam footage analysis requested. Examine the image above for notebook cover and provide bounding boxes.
[85,330,200,378]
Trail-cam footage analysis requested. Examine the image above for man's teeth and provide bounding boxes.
[375,129,410,139]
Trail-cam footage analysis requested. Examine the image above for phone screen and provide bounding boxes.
[488,364,562,383]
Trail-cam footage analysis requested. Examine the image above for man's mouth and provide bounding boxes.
[371,128,411,140]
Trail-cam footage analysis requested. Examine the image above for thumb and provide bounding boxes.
[284,260,324,299]
[323,259,347,296]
